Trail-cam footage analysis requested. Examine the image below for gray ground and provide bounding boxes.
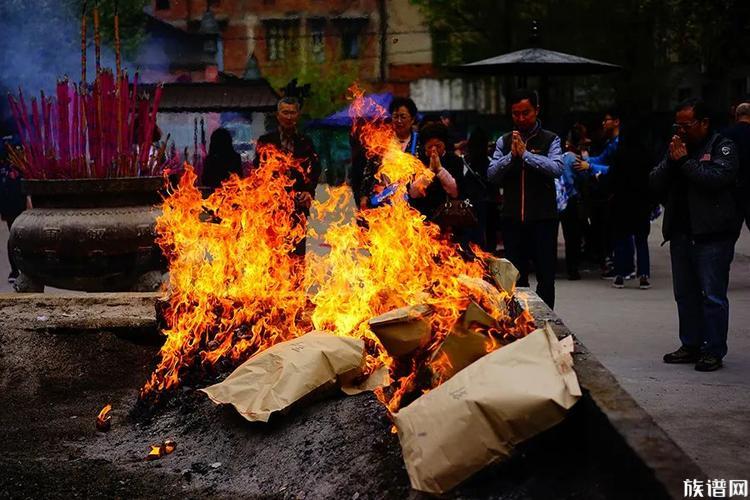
[555,223,750,482]
[2,184,749,484]
[0,288,670,499]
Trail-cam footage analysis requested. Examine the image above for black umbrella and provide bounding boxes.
[455,48,621,76]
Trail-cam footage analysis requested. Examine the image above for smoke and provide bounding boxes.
[0,0,172,132]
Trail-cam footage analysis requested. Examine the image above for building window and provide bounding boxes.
[335,18,367,60]
[155,0,170,10]
[264,20,298,62]
[309,18,326,63]
[267,25,282,61]
[342,30,359,59]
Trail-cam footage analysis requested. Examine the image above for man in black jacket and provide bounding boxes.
[488,89,564,309]
[724,102,750,231]
[253,97,321,257]
[650,98,741,372]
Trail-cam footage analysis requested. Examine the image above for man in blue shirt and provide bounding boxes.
[580,113,620,176]
[488,89,563,308]
[577,110,621,278]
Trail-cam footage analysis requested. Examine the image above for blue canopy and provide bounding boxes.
[307,92,394,128]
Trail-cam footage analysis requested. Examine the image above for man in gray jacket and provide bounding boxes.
[488,89,563,309]
[650,98,741,372]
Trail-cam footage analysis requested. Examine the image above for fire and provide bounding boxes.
[140,147,310,399]
[162,439,177,455]
[145,445,163,461]
[96,404,112,432]
[144,439,176,461]
[140,85,535,411]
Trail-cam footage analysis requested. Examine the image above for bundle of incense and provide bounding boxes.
[8,75,172,179]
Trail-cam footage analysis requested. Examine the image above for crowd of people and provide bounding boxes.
[345,91,660,311]
[3,90,749,371]
[345,91,749,372]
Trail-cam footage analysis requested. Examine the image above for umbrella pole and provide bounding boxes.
[540,76,550,121]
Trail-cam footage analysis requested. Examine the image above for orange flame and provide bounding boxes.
[140,85,535,411]
[145,445,163,461]
[96,403,112,432]
[140,147,310,399]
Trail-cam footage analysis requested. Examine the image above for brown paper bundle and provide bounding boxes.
[200,332,365,422]
[393,323,581,494]
[429,302,497,382]
[457,274,508,316]
[368,304,434,357]
[485,256,520,294]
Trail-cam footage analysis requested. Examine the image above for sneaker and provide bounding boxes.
[695,354,722,372]
[663,346,700,364]
[625,271,636,280]
[639,276,651,289]
[600,269,617,280]
[612,276,625,288]
[7,270,18,284]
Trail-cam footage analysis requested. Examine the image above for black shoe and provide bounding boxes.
[612,276,625,288]
[639,275,651,289]
[695,354,723,372]
[600,269,617,280]
[663,346,700,364]
[7,270,18,284]
[567,270,581,281]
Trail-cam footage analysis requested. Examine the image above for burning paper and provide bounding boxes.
[145,445,163,461]
[485,256,520,295]
[95,404,112,432]
[200,332,365,422]
[162,439,177,454]
[140,87,535,414]
[393,323,581,494]
[457,274,508,317]
[144,439,177,461]
[368,304,434,357]
[429,301,499,383]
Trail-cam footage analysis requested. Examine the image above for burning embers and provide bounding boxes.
[96,404,112,432]
[140,88,535,412]
[145,439,177,461]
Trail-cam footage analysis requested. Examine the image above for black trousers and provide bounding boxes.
[560,197,586,275]
[587,198,612,266]
[502,218,558,309]
[670,233,734,358]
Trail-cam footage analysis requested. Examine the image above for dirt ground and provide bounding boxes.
[0,297,669,499]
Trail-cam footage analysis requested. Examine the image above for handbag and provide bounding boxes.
[432,198,479,228]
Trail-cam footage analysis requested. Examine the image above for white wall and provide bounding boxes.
[410,77,502,113]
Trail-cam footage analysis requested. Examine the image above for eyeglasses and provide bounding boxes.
[673,120,699,130]
[391,113,412,122]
